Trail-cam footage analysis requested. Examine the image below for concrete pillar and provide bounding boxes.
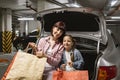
[19,20,29,36]
[2,9,12,31]
[1,8,12,53]
[25,21,29,35]
[0,8,2,52]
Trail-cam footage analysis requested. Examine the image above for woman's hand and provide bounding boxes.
[28,42,36,48]
[28,42,37,51]
[36,51,47,58]
[24,42,37,52]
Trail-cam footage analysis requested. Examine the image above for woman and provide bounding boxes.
[28,21,66,80]
[59,35,84,71]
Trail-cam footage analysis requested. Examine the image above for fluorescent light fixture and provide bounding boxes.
[106,20,118,21]
[72,3,80,7]
[56,0,68,3]
[111,0,118,6]
[18,17,34,20]
[66,3,81,7]
[111,16,120,19]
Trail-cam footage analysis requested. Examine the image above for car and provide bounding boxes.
[13,29,40,50]
[37,7,120,80]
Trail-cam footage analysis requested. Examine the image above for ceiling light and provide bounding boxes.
[55,0,68,3]
[66,3,81,7]
[111,16,120,19]
[71,3,80,7]
[18,17,34,20]
[110,0,118,6]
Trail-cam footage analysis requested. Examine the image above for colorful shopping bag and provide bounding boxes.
[1,50,47,80]
[53,69,89,80]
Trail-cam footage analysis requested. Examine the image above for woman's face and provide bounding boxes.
[52,27,63,39]
[63,36,73,51]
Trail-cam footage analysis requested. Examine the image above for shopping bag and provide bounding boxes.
[1,50,47,80]
[53,69,89,80]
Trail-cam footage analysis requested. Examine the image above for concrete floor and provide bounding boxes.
[0,43,29,79]
[0,52,16,79]
[0,44,17,79]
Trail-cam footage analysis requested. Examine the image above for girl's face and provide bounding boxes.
[63,36,73,51]
[52,27,63,40]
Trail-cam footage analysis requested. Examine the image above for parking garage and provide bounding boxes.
[0,0,120,80]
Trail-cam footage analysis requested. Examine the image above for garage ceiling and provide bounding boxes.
[0,0,37,17]
[0,0,120,25]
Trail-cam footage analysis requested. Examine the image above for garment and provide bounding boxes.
[37,36,64,80]
[65,51,72,62]
[59,49,84,70]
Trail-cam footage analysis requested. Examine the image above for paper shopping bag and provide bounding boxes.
[1,50,47,80]
[53,70,89,80]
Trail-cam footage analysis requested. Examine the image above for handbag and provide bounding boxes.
[53,69,89,80]
[1,50,47,80]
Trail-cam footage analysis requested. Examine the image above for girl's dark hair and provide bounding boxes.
[51,21,66,43]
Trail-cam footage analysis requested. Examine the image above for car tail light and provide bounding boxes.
[97,65,117,80]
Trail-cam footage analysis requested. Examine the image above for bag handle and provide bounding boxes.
[24,44,30,53]
[56,68,63,80]
[24,42,38,54]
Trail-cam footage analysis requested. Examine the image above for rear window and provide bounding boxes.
[43,11,99,32]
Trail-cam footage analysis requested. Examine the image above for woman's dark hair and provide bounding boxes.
[51,21,66,43]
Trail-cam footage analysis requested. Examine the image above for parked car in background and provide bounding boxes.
[13,29,40,50]
[37,7,120,80]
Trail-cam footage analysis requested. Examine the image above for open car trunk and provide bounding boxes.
[38,7,107,80]
[39,7,108,44]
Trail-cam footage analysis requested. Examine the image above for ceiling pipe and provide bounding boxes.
[26,0,37,12]
[107,4,120,16]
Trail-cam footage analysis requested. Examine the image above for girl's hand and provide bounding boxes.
[61,64,66,70]
[68,62,73,67]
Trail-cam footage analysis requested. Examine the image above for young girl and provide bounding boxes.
[60,35,84,71]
